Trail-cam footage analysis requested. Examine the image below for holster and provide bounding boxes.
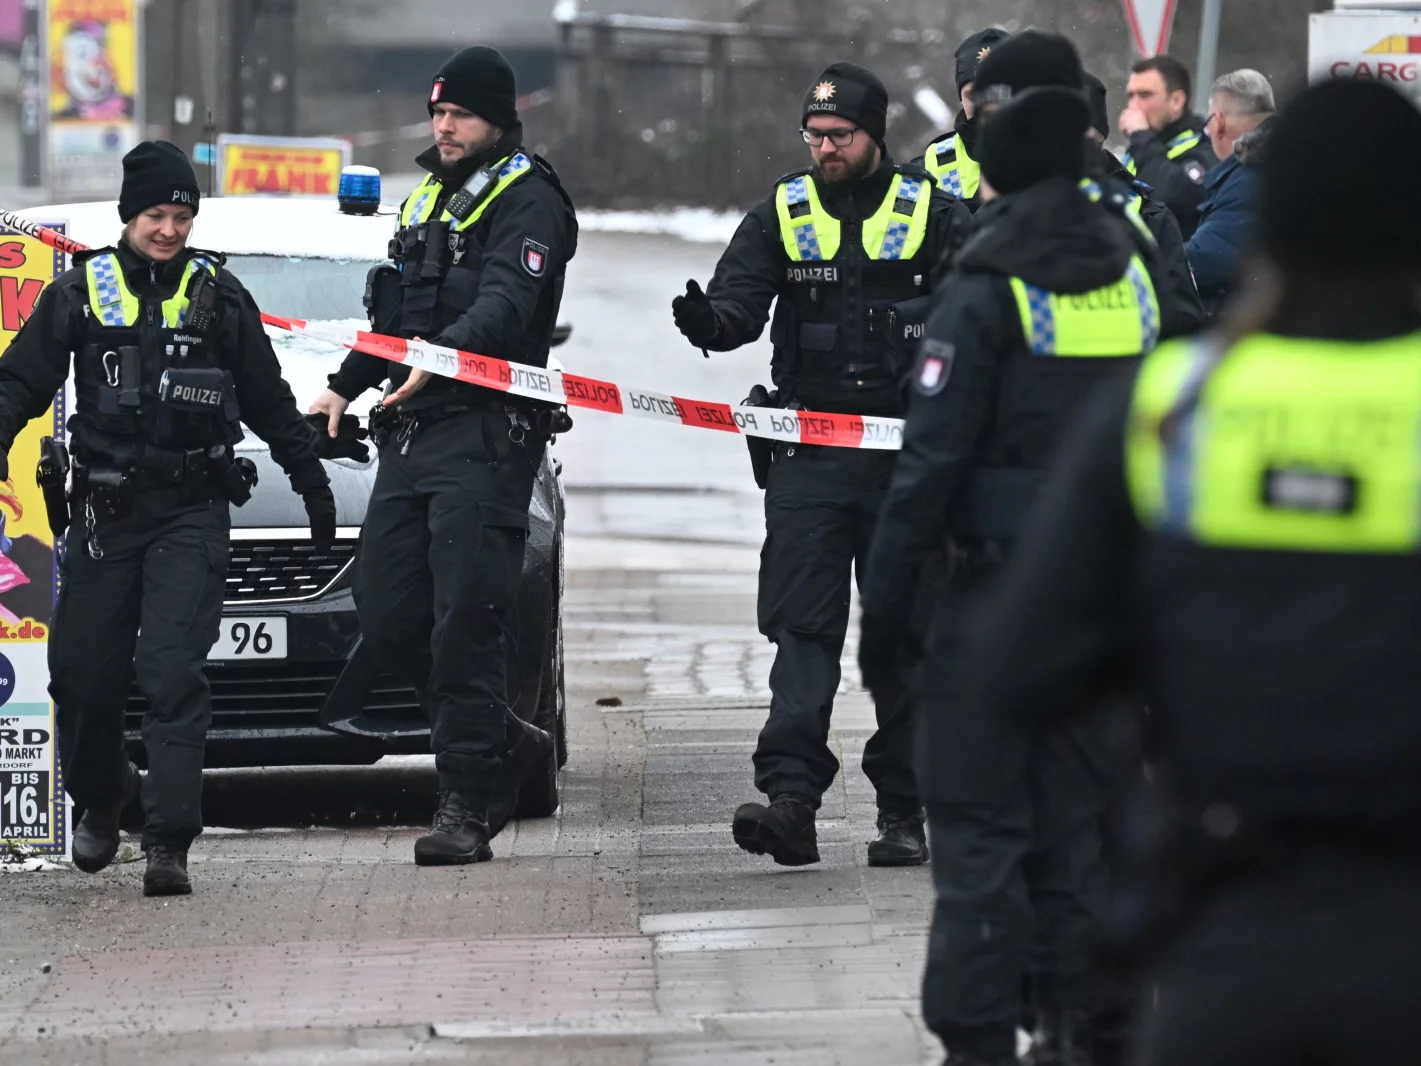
[207,446,259,506]
[36,436,71,538]
[363,264,403,335]
[741,384,778,490]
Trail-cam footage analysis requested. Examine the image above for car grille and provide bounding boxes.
[226,538,358,604]
[123,662,421,733]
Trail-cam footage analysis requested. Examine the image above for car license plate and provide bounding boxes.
[209,616,287,660]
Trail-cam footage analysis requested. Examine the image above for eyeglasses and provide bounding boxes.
[801,127,859,147]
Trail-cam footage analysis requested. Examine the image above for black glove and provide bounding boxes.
[306,413,371,464]
[302,485,337,552]
[0,444,8,483]
[671,279,720,350]
[858,611,921,703]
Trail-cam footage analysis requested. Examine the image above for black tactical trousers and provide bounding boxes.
[353,408,536,792]
[915,562,1114,1062]
[52,488,229,850]
[753,444,917,811]
[1137,852,1421,1066]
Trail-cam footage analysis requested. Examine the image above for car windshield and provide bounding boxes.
[227,255,378,322]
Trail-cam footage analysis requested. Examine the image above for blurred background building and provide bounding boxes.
[0,0,1331,209]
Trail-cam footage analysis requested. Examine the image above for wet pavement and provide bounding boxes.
[1,233,938,1065]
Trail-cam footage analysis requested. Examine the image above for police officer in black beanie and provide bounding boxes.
[309,45,577,866]
[671,61,971,868]
[859,64,1176,1061]
[919,27,1012,206]
[0,140,337,896]
[964,77,1421,1066]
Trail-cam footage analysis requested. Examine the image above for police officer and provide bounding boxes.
[965,79,1421,1066]
[1118,55,1218,239]
[920,27,1011,208]
[857,34,1166,1062]
[0,141,337,896]
[308,46,576,866]
[671,62,971,867]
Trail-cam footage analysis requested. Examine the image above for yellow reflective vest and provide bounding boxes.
[85,252,218,329]
[1008,255,1160,358]
[922,132,979,200]
[773,168,931,262]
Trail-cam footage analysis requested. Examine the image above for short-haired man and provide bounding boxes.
[1118,55,1218,239]
[1187,68,1276,316]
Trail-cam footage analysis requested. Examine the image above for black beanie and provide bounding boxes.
[803,62,889,144]
[118,140,199,223]
[980,87,1090,195]
[972,30,1084,107]
[1265,79,1421,270]
[955,28,1012,91]
[429,46,518,129]
[1084,73,1110,137]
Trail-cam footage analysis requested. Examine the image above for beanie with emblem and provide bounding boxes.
[979,86,1090,195]
[955,27,1012,92]
[1264,79,1421,270]
[429,46,518,129]
[118,140,200,223]
[803,62,889,145]
[972,30,1085,108]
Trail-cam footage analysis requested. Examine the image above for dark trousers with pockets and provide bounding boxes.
[353,408,536,792]
[753,445,917,811]
[1138,852,1421,1066]
[916,561,1115,1061]
[52,488,229,851]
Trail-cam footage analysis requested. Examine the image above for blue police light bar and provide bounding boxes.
[338,165,381,215]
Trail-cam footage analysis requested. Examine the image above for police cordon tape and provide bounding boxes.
[0,211,906,451]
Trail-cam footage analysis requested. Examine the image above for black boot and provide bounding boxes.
[415,789,493,866]
[866,807,929,867]
[487,719,554,839]
[143,845,191,896]
[72,762,140,874]
[732,795,819,866]
[1025,1007,1095,1066]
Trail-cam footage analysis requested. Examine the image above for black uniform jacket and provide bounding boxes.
[1125,112,1218,240]
[701,156,974,363]
[968,315,1421,830]
[0,239,328,492]
[328,129,578,409]
[860,176,1176,628]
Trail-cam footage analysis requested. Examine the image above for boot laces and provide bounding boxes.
[432,790,471,832]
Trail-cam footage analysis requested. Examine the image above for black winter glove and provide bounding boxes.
[671,279,720,350]
[306,413,371,464]
[858,611,923,704]
[302,485,337,552]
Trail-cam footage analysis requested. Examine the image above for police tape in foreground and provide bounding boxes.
[261,314,906,451]
[0,210,905,451]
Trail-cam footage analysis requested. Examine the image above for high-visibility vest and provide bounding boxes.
[1123,127,1203,176]
[773,169,931,262]
[922,132,980,200]
[84,252,218,328]
[1127,332,1421,552]
[1078,177,1158,247]
[399,150,534,232]
[1008,255,1160,358]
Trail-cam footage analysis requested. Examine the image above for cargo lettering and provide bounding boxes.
[1330,60,1419,83]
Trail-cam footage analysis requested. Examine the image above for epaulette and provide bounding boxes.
[71,245,116,266]
[772,167,813,187]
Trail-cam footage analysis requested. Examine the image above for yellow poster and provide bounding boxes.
[219,135,352,197]
[0,224,67,857]
[46,0,140,199]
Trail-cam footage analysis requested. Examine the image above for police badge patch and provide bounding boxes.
[522,238,549,277]
[1185,161,1206,184]
[914,339,954,396]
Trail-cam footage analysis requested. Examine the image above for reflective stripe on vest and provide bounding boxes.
[1079,177,1157,247]
[1123,128,1203,176]
[1126,332,1421,552]
[84,253,218,329]
[774,170,931,263]
[399,151,534,232]
[923,133,980,199]
[1007,255,1159,358]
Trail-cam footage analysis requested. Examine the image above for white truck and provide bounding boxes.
[1309,0,1421,100]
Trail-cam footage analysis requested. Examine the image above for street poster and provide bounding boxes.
[0,222,69,861]
[218,134,352,197]
[1310,11,1421,105]
[47,0,140,199]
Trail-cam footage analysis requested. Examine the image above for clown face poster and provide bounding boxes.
[0,222,68,861]
[46,0,140,200]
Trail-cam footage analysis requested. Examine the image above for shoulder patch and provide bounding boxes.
[1184,161,1207,184]
[522,237,550,277]
[913,338,955,397]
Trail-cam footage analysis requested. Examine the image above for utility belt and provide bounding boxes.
[368,396,571,457]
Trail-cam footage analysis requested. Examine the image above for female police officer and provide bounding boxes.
[0,141,336,896]
[967,80,1421,1065]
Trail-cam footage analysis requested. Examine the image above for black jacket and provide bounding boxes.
[968,318,1421,831]
[1125,112,1218,240]
[699,156,973,414]
[328,131,578,409]
[860,177,1173,624]
[0,240,328,492]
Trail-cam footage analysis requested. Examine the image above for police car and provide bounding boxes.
[19,173,569,816]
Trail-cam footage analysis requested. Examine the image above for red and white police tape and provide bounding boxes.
[0,211,906,451]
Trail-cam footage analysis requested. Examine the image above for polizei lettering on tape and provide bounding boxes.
[629,392,686,419]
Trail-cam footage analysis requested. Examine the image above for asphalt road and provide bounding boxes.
[1,232,937,1065]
